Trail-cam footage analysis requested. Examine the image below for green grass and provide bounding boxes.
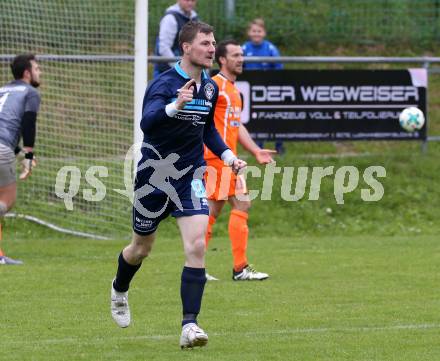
[1,219,440,360]
[4,139,440,360]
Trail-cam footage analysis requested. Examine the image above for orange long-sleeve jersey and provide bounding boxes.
[204,72,242,161]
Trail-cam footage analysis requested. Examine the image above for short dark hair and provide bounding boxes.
[10,54,36,80]
[179,21,214,52]
[215,39,240,66]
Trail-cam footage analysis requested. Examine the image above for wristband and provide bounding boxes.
[165,102,179,117]
[25,152,34,160]
[221,149,237,166]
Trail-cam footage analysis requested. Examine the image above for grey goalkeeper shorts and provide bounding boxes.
[0,143,16,187]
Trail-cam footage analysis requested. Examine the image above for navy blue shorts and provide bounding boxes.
[132,170,209,235]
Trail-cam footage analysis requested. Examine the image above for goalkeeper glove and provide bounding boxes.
[19,152,36,180]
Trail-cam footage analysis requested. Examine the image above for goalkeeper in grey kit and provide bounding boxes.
[0,54,41,265]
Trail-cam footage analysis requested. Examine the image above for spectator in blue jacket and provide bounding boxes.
[242,18,285,153]
[242,18,283,71]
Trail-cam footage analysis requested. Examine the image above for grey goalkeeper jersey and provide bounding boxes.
[0,80,40,150]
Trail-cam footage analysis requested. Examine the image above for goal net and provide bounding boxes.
[0,0,136,238]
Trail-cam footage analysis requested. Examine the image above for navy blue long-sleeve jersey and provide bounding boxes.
[140,62,229,171]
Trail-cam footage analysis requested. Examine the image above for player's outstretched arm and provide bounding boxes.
[238,124,276,164]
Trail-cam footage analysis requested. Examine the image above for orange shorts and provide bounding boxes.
[204,157,247,201]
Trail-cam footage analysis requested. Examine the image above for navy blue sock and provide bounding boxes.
[113,252,142,292]
[181,266,206,326]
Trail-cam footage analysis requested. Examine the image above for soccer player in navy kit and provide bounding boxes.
[0,54,41,265]
[110,21,246,348]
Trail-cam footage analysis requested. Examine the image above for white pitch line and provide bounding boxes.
[4,213,110,240]
[3,323,439,346]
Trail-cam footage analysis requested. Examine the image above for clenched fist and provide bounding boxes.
[175,79,196,110]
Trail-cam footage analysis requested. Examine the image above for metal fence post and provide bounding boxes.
[422,61,430,153]
[225,0,235,20]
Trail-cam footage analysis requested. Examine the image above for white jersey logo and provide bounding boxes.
[204,83,215,100]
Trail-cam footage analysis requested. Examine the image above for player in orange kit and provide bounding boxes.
[204,39,276,281]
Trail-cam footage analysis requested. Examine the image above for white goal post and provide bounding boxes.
[134,0,148,163]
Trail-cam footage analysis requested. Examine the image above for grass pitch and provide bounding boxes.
[2,140,440,360]
[1,220,439,361]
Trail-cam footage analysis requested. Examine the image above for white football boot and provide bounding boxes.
[232,265,269,281]
[180,323,209,349]
[110,279,131,328]
[0,256,23,265]
[205,272,219,281]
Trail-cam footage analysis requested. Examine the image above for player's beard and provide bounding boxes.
[190,54,214,69]
[229,64,243,77]
[196,59,213,70]
[30,74,40,88]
